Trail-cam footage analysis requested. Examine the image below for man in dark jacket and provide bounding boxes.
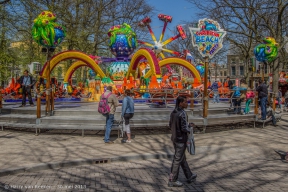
[17,70,35,107]
[226,76,233,89]
[168,96,197,187]
[256,79,268,120]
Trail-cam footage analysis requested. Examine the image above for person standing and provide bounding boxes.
[256,80,268,120]
[102,86,119,144]
[239,79,248,114]
[232,85,241,114]
[18,70,35,107]
[245,88,255,114]
[168,96,197,187]
[121,89,134,143]
[211,80,219,103]
[284,90,288,111]
[225,76,233,89]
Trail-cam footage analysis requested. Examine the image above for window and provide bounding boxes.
[224,71,227,76]
[231,66,236,76]
[240,66,244,75]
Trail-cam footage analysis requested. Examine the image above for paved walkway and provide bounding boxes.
[0,116,287,191]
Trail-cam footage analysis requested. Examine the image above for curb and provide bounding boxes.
[0,153,174,177]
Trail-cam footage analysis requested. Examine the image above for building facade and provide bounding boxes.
[209,63,228,83]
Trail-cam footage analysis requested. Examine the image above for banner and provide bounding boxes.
[189,19,226,58]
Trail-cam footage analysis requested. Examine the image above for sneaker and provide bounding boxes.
[105,141,114,144]
[30,104,34,107]
[168,180,183,187]
[124,140,132,143]
[187,173,197,183]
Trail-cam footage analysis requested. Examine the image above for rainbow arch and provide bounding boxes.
[144,57,201,82]
[127,48,201,82]
[63,61,89,83]
[40,50,105,78]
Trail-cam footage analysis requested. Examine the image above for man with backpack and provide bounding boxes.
[232,85,241,114]
[98,86,119,144]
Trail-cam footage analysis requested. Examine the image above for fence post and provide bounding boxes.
[254,92,258,115]
[165,89,167,108]
[272,93,276,111]
[51,84,54,115]
[190,90,194,108]
[0,88,2,113]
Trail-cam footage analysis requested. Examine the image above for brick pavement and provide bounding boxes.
[0,158,287,192]
[0,116,287,191]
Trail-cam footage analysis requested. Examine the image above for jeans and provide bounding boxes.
[260,97,267,119]
[169,142,192,182]
[213,91,220,103]
[123,113,134,125]
[245,99,252,114]
[233,98,241,113]
[104,114,114,142]
[22,86,33,105]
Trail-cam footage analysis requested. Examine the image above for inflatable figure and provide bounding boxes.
[108,23,137,57]
[32,11,66,47]
[254,37,278,62]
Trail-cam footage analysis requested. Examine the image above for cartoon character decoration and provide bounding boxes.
[196,63,205,76]
[32,11,66,48]
[189,18,226,58]
[108,23,137,57]
[254,37,278,63]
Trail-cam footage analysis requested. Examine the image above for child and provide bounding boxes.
[245,88,255,114]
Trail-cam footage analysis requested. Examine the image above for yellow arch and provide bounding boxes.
[40,50,105,78]
[144,58,201,83]
[63,61,89,83]
[126,48,161,78]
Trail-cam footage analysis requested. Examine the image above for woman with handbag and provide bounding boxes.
[121,89,134,143]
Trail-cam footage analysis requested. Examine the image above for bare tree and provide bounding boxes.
[187,0,288,94]
[2,0,154,81]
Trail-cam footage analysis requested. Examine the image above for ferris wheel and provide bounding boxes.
[137,14,188,75]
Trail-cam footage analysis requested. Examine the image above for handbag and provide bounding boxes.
[186,126,195,155]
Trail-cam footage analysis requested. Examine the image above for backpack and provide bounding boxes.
[98,93,112,115]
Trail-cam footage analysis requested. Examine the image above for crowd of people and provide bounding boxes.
[210,76,288,119]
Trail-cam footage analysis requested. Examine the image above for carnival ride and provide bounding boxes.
[2,13,221,103]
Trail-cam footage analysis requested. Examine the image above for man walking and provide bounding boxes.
[102,86,119,144]
[18,70,35,107]
[168,96,197,187]
[256,80,268,120]
[225,76,233,89]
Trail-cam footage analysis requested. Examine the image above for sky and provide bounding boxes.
[145,0,200,37]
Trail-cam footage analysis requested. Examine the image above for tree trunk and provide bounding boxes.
[272,59,280,94]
